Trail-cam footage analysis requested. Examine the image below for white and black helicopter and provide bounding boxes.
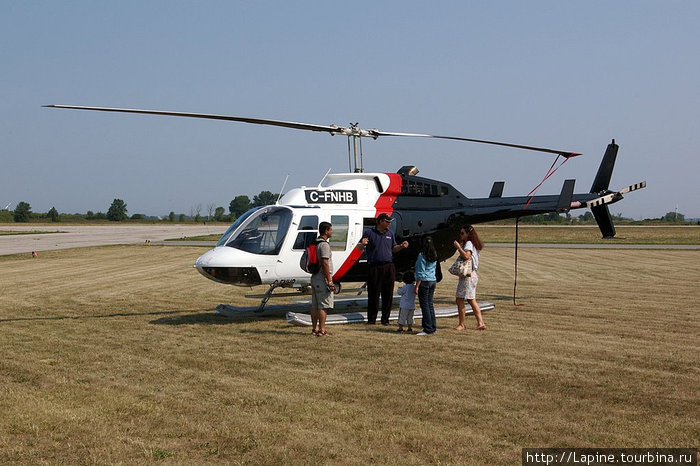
[45,105,645,310]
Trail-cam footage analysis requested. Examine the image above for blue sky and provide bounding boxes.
[2,1,699,219]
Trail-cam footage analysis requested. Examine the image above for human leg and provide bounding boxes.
[379,263,396,325]
[426,281,437,333]
[468,299,485,329]
[318,309,329,335]
[466,273,484,329]
[455,297,466,330]
[418,281,436,334]
[366,265,381,324]
[397,307,407,331]
[310,309,319,335]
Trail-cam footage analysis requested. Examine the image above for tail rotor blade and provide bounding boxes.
[586,193,617,209]
[618,181,646,195]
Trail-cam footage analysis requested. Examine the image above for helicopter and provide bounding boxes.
[45,105,645,308]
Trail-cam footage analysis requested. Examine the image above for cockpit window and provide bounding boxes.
[216,207,262,247]
[225,207,293,255]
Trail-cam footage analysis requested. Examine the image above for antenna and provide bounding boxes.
[276,175,289,205]
[318,168,332,187]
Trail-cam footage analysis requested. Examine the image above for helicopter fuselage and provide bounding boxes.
[194,168,605,287]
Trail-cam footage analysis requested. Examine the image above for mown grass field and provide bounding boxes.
[1,242,698,464]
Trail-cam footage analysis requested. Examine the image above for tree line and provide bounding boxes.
[1,191,281,223]
[1,196,693,224]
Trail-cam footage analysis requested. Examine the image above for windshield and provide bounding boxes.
[216,207,263,247]
[225,206,293,255]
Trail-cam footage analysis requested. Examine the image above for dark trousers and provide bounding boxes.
[367,262,396,324]
[418,281,437,333]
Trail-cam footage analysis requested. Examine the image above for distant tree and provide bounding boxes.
[578,211,595,222]
[206,203,215,220]
[48,206,60,222]
[229,195,251,218]
[14,201,31,222]
[86,210,95,220]
[131,213,144,220]
[252,191,279,207]
[168,211,176,222]
[662,211,685,222]
[94,212,107,220]
[178,213,186,222]
[214,206,226,222]
[190,203,202,222]
[106,199,128,221]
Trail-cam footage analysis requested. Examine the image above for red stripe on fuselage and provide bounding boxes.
[332,173,403,282]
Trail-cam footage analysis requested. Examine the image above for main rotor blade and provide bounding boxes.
[373,130,581,158]
[45,104,581,158]
[43,105,344,135]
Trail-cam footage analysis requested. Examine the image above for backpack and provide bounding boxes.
[300,238,325,274]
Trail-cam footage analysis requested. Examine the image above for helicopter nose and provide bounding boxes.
[194,248,262,286]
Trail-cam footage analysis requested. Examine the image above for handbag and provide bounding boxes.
[448,256,472,277]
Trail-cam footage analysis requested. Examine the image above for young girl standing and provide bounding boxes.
[415,236,438,335]
[396,271,416,333]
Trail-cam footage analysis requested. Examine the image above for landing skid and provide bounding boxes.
[286,301,495,326]
[236,280,364,313]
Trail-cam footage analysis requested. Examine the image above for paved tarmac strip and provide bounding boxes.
[0,225,228,256]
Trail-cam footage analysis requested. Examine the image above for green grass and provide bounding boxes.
[0,245,698,464]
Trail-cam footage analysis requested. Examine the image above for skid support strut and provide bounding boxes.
[256,279,296,312]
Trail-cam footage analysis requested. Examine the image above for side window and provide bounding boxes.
[292,215,319,250]
[330,215,349,251]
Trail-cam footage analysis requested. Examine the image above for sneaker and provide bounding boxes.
[396,328,404,333]
[416,331,430,336]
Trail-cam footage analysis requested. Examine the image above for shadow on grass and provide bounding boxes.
[150,310,286,326]
[0,309,204,324]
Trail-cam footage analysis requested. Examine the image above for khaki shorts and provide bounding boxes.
[311,275,334,310]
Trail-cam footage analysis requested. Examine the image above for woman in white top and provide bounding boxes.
[453,225,486,331]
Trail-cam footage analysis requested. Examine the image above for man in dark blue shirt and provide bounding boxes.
[356,213,409,325]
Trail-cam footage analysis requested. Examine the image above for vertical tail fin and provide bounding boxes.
[590,139,618,193]
[590,140,619,238]
[592,204,616,238]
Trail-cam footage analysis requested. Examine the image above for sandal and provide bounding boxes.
[318,330,331,337]
[312,329,319,336]
[475,325,486,331]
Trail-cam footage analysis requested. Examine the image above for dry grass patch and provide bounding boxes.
[0,245,698,464]
[477,225,700,244]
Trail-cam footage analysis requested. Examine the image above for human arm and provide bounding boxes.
[321,258,335,292]
[392,241,408,253]
[453,240,471,260]
[356,237,369,250]
[413,279,421,295]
